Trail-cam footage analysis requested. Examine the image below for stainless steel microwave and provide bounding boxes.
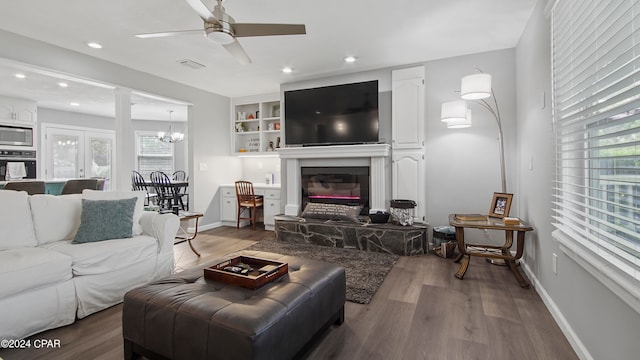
[0,125,34,147]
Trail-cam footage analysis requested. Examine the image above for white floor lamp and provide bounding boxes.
[441,72,507,193]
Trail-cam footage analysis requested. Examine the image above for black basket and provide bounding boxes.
[369,212,390,223]
[389,199,417,209]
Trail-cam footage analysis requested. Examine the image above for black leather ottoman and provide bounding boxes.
[122,250,346,360]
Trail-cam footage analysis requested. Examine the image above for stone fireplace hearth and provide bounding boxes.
[275,217,428,256]
[278,144,391,216]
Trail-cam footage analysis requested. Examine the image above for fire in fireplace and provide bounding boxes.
[301,166,370,214]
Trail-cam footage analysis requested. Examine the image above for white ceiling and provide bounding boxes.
[0,0,537,119]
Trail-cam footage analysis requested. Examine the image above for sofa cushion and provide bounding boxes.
[0,190,37,250]
[82,190,145,235]
[29,194,82,245]
[42,235,158,276]
[0,247,73,299]
[72,197,137,244]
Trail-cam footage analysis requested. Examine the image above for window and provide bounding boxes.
[551,0,640,312]
[136,132,174,179]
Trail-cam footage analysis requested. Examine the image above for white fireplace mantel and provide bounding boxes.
[277,144,391,216]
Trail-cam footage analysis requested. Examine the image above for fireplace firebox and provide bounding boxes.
[301,166,370,215]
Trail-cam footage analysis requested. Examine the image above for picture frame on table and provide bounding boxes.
[489,192,513,218]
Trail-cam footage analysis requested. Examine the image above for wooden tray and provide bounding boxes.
[204,256,288,290]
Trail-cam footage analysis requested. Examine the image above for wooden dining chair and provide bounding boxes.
[172,170,189,211]
[3,181,46,195]
[150,171,177,210]
[131,171,157,206]
[235,181,263,230]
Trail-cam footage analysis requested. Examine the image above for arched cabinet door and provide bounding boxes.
[392,150,425,223]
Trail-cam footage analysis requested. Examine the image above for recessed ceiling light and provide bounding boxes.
[344,56,357,63]
[14,73,26,79]
[58,82,68,88]
[282,67,293,74]
[70,102,80,106]
[87,42,102,49]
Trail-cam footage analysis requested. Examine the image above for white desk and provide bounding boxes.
[220,183,281,231]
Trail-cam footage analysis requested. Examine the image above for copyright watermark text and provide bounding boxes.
[1,338,61,349]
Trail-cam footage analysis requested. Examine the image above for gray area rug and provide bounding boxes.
[246,240,399,304]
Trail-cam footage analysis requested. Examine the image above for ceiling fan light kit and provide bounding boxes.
[206,26,234,45]
[137,0,306,64]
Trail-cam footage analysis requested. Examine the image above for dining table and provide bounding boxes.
[144,179,189,210]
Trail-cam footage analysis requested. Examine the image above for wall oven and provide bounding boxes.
[0,150,37,180]
[0,124,34,148]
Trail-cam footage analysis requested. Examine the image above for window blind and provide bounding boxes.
[552,0,640,297]
[136,134,174,178]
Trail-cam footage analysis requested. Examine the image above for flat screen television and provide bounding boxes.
[284,80,379,146]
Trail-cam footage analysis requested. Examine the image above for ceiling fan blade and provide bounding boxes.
[233,23,306,38]
[135,30,204,38]
[184,0,216,22]
[222,40,252,65]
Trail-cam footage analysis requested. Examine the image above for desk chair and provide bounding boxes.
[235,180,263,230]
[150,171,177,211]
[3,181,46,195]
[61,179,101,195]
[131,171,157,206]
[172,170,189,211]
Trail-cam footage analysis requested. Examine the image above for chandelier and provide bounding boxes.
[158,110,184,143]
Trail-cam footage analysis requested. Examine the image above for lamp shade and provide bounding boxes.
[461,73,492,100]
[440,100,468,122]
[447,109,472,129]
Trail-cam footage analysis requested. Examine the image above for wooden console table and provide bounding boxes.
[448,214,533,288]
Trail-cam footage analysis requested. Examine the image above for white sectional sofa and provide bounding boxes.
[0,189,180,340]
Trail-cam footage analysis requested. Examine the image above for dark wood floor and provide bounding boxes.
[0,226,578,360]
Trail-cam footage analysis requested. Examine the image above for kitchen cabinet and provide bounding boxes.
[0,96,37,125]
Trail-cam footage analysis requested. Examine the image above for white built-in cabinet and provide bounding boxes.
[220,184,281,231]
[232,95,282,155]
[0,96,37,125]
[391,66,425,223]
[392,69,425,149]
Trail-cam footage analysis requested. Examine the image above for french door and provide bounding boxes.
[43,125,116,190]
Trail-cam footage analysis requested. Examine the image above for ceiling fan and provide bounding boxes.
[135,0,306,65]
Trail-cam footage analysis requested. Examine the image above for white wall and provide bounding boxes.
[0,29,240,227]
[424,49,517,234]
[241,157,281,184]
[516,1,640,360]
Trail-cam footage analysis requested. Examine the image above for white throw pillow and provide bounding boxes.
[0,190,37,249]
[82,190,146,235]
[29,194,82,245]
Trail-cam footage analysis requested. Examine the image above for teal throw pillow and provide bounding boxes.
[72,197,137,244]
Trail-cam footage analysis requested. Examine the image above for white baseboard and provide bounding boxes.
[520,260,594,360]
[185,221,223,233]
